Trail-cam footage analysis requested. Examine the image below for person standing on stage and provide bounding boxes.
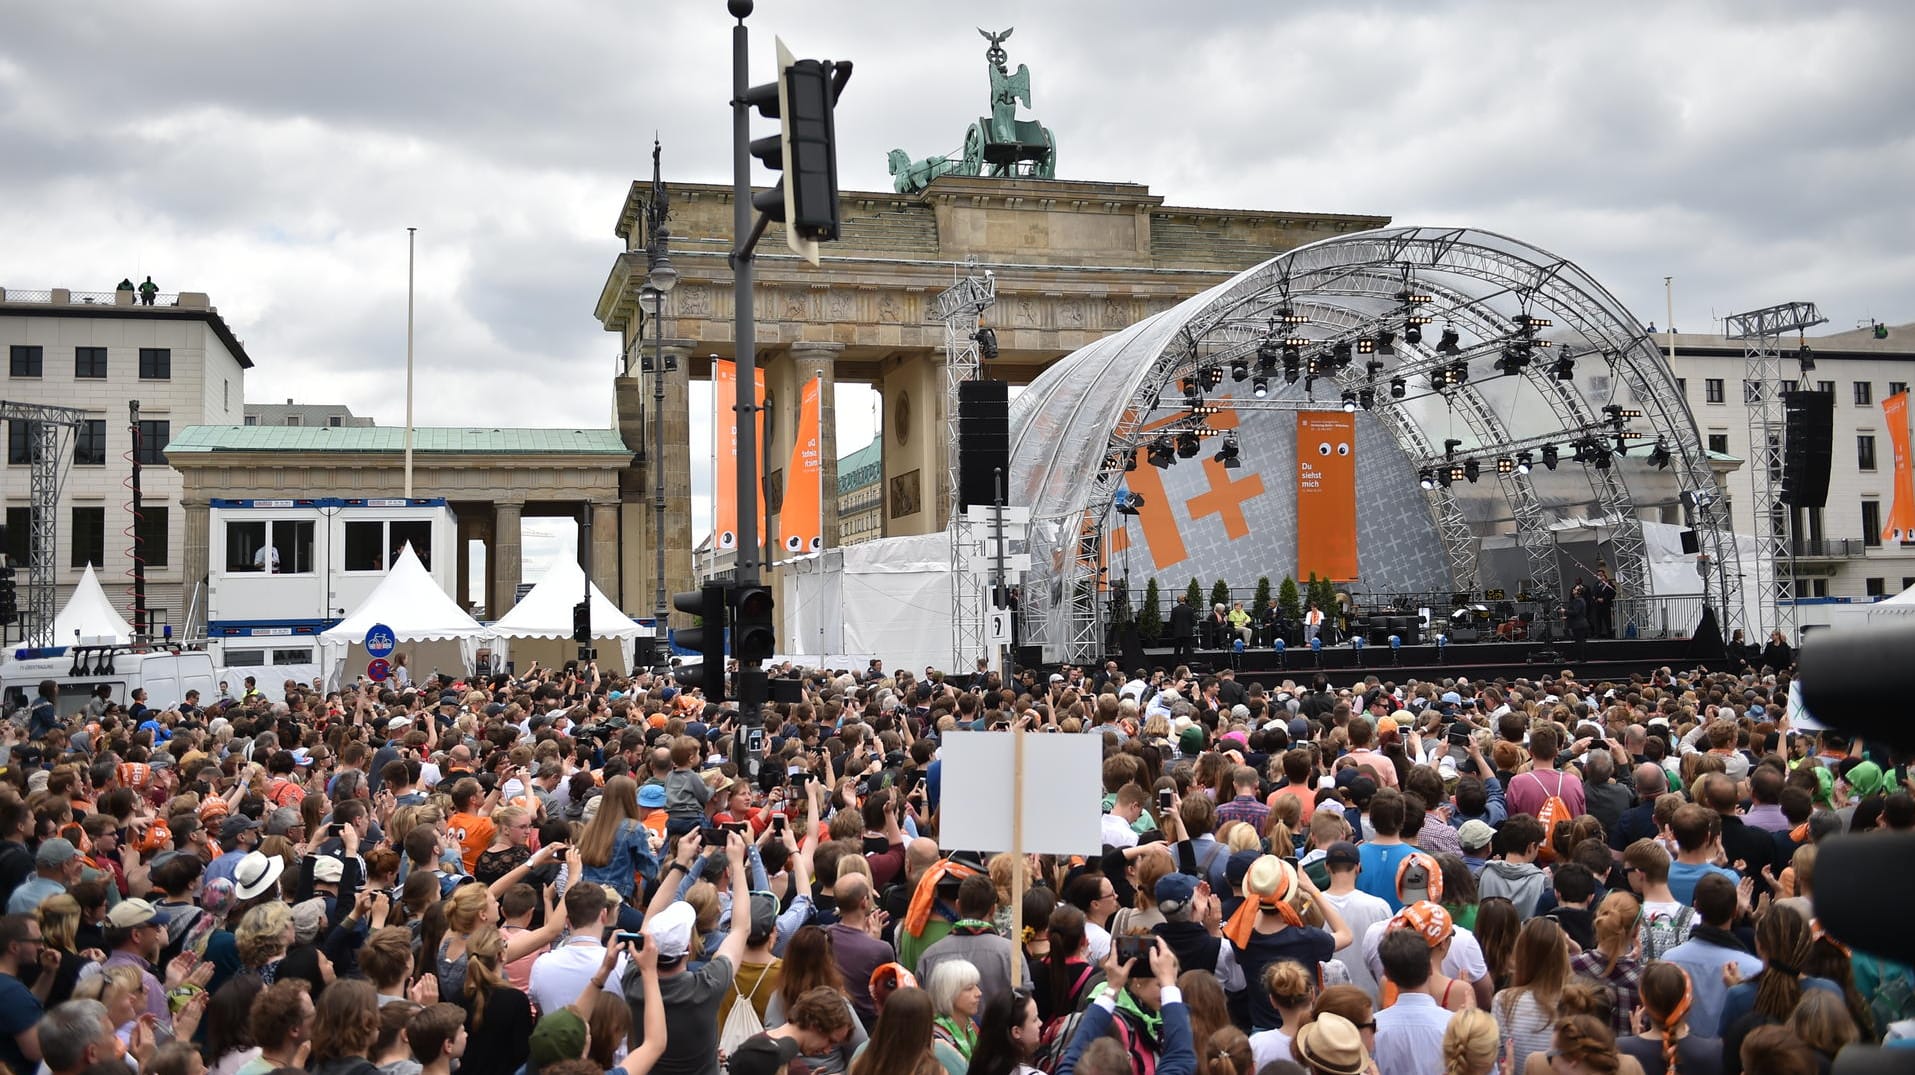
[1169,595,1197,662]
[1591,564,1617,638]
[1561,583,1591,661]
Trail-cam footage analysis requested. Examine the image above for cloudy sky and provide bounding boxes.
[5,1,1912,581]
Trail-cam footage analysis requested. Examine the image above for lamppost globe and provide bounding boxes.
[648,255,679,295]
[638,283,660,305]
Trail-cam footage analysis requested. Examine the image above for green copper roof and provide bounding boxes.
[838,438,882,491]
[167,425,632,455]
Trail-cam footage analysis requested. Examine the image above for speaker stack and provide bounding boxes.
[957,380,1011,510]
[1781,389,1835,509]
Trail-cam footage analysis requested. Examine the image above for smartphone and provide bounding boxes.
[790,770,814,787]
[1158,788,1174,811]
[700,827,729,847]
[1447,727,1472,746]
[1113,935,1154,971]
[726,821,750,837]
[613,930,646,951]
[772,813,787,834]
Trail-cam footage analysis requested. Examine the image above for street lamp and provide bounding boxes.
[644,142,679,661]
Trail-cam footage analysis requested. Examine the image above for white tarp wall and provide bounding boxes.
[1826,580,1915,629]
[779,533,954,672]
[1639,521,1764,637]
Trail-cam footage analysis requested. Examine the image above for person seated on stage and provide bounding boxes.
[1204,603,1230,649]
[1226,602,1254,646]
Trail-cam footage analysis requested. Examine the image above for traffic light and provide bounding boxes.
[672,584,729,703]
[0,564,14,626]
[571,600,591,645]
[731,585,775,666]
[745,38,852,264]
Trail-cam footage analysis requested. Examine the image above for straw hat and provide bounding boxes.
[1293,1012,1370,1075]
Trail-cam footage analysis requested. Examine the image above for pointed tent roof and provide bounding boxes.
[320,546,487,645]
[492,558,651,639]
[52,564,136,645]
[1875,580,1915,609]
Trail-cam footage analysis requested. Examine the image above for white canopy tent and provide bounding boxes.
[779,533,946,672]
[491,558,651,673]
[1827,580,1915,629]
[319,547,489,687]
[52,564,136,646]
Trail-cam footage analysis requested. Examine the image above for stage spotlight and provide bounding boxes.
[1593,450,1612,471]
[1365,359,1386,380]
[1341,390,1359,413]
[1649,437,1672,470]
[1797,341,1815,372]
[1148,438,1176,468]
[1404,323,1423,346]
[1358,387,1375,410]
[1184,385,1205,411]
[1552,352,1577,381]
[1445,464,1464,486]
[1357,337,1376,355]
[972,327,999,359]
[1515,450,1534,474]
[1496,456,1514,475]
[1252,376,1271,398]
[1541,444,1559,470]
[1419,468,1437,490]
[1570,440,1591,463]
[1282,356,1300,384]
[1435,327,1461,355]
[1463,459,1480,483]
[1444,438,1464,460]
[1214,434,1241,469]
[1175,431,1201,459]
[1602,403,1626,428]
[1124,450,1138,472]
[1448,359,1470,385]
[1231,358,1249,381]
[1116,490,1145,515]
[1331,341,1353,368]
[1389,377,1407,399]
[1202,365,1224,390]
[1374,329,1397,355]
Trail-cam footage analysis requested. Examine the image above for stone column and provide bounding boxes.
[490,502,522,620]
[616,341,696,630]
[590,502,619,604]
[788,341,844,548]
[180,499,209,635]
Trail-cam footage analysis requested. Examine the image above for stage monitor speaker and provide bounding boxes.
[1015,645,1043,669]
[957,379,1011,511]
[1678,529,1700,555]
[1781,389,1834,509]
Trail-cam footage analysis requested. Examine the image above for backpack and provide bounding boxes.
[1030,965,1099,1074]
[717,965,772,1058]
[1640,904,1696,962]
[1863,955,1915,1033]
[1527,770,1571,863]
[1031,1003,1157,1075]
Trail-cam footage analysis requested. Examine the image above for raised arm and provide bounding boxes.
[711,832,752,970]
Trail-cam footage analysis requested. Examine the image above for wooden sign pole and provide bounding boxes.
[1009,721,1027,989]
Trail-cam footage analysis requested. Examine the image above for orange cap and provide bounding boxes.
[1393,900,1454,947]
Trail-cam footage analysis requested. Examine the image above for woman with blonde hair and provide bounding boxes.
[34,893,90,1006]
[575,775,657,925]
[454,926,533,1075]
[1494,917,1573,1074]
[1249,960,1316,1071]
[1443,1008,1499,1075]
[474,804,533,886]
[235,902,294,981]
[1570,891,1643,1032]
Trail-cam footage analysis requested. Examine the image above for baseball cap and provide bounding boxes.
[1323,840,1361,868]
[649,901,697,961]
[289,748,315,767]
[1395,852,1444,904]
[1458,819,1495,852]
[106,898,172,929]
[219,816,259,844]
[527,1008,588,1071]
[1437,755,1459,780]
[1154,873,1199,916]
[1394,900,1455,947]
[311,856,345,884]
[34,838,78,867]
[1440,691,1463,706]
[387,716,412,732]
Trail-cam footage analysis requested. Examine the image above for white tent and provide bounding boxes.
[319,546,489,687]
[1828,579,1915,629]
[491,558,651,673]
[52,564,136,646]
[779,533,949,672]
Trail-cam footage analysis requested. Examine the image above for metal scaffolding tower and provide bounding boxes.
[0,401,90,646]
[933,265,996,669]
[1725,301,1825,640]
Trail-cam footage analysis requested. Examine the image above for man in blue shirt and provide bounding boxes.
[1356,789,1416,911]
[1667,804,1739,904]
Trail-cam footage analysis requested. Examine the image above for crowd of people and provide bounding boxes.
[0,650,1908,1075]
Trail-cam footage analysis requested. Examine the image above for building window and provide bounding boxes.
[134,420,168,466]
[223,380,230,410]
[74,347,107,379]
[345,520,432,571]
[1867,577,1887,597]
[225,520,315,573]
[8,346,42,377]
[6,421,37,466]
[1706,433,1729,455]
[1859,434,1878,471]
[1743,379,1764,404]
[135,505,168,567]
[74,420,106,466]
[71,506,105,568]
[328,415,343,427]
[1891,381,1909,398]
[243,415,257,426]
[285,415,301,427]
[3,508,30,564]
[137,348,171,379]
[1904,577,1915,592]
[1855,381,1873,406]
[1863,500,1882,547]
[1805,578,1829,598]
[1704,378,1724,404]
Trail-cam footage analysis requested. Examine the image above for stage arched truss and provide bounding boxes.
[1009,227,1741,664]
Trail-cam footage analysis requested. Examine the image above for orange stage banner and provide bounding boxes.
[781,375,824,557]
[711,361,767,554]
[1296,412,1357,581]
[1883,391,1915,543]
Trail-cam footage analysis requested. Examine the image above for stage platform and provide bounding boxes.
[1097,637,1717,688]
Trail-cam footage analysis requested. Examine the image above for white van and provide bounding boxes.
[1,649,220,718]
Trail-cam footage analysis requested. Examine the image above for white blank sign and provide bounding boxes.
[936,730,1103,856]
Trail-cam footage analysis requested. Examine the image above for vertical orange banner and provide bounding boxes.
[1883,391,1915,543]
[1296,412,1358,581]
[781,375,823,557]
[713,361,739,552]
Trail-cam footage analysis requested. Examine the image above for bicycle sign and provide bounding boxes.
[364,624,397,658]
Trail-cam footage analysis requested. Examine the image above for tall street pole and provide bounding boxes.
[730,0,760,590]
[405,227,417,499]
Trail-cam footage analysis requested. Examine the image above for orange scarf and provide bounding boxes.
[903,858,981,938]
[1223,889,1304,949]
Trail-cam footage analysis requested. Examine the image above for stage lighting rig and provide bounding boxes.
[1116,490,1145,515]
[1394,288,1432,307]
[1404,315,1432,345]
[973,327,999,358]
[1446,464,1465,486]
[1147,437,1176,468]
[1496,456,1514,475]
[1435,326,1462,355]
[1331,341,1353,368]
[1365,359,1385,380]
[1444,438,1464,460]
[1540,444,1559,470]
[1201,365,1224,390]
[1374,328,1397,355]
[1123,450,1138,472]
[1357,337,1376,355]
[1214,434,1241,469]
[1514,451,1533,474]
[1797,338,1815,372]
[1418,469,1437,490]
[1389,377,1407,399]
[1602,404,1626,429]
[1175,431,1201,458]
[1552,349,1577,381]
[1463,459,1480,483]
[1512,313,1551,336]
[1275,306,1310,326]
[1281,353,1300,384]
[1340,390,1358,412]
[1649,437,1672,470]
[1231,358,1249,381]
[1358,387,1375,410]
[1252,376,1271,398]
